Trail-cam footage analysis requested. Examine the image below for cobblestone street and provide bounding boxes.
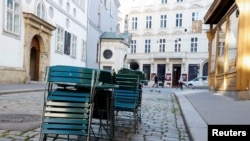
[0,88,190,141]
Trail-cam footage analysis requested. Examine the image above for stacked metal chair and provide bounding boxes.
[116,68,145,122]
[91,69,115,140]
[114,69,143,132]
[39,65,98,141]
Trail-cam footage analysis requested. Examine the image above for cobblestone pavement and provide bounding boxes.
[0,88,190,141]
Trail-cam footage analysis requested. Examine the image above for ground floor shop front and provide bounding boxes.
[126,52,208,87]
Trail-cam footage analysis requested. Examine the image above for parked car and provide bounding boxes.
[186,76,208,87]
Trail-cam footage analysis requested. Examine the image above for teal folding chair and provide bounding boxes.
[39,65,98,141]
[113,73,140,132]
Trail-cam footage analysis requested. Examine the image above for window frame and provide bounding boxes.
[130,40,137,53]
[4,0,21,36]
[56,26,65,54]
[192,12,199,21]
[176,13,182,27]
[175,38,181,52]
[81,39,87,61]
[145,39,151,53]
[190,37,198,53]
[70,34,77,58]
[159,39,166,52]
[72,0,86,11]
[161,0,167,4]
[160,15,167,28]
[218,41,225,56]
[36,1,46,20]
[146,16,152,29]
[132,17,138,30]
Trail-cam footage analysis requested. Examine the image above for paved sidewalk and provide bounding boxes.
[175,89,250,141]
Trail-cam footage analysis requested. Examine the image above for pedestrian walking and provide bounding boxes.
[152,74,158,88]
[178,76,184,90]
[160,75,165,88]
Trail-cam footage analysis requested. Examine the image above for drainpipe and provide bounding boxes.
[99,39,102,69]
[86,0,90,67]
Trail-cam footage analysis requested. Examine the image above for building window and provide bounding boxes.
[227,9,238,72]
[81,39,86,61]
[103,66,112,71]
[130,40,136,53]
[56,27,64,53]
[103,49,113,59]
[4,0,21,36]
[218,42,224,56]
[175,38,181,52]
[176,13,182,27]
[72,0,85,11]
[36,1,46,20]
[104,0,107,9]
[132,17,138,30]
[192,12,199,21]
[71,34,77,58]
[64,31,71,55]
[145,39,151,53]
[160,15,167,28]
[159,39,166,52]
[190,37,198,52]
[161,0,167,4]
[146,16,152,29]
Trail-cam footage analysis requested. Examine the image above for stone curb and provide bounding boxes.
[174,92,208,141]
[0,89,45,95]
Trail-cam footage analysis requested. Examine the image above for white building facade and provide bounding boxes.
[99,32,132,72]
[86,0,120,69]
[118,0,212,87]
[0,0,120,84]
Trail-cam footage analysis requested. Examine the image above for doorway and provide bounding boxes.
[202,62,208,76]
[157,64,166,80]
[30,36,40,81]
[172,64,181,87]
[188,64,199,81]
[143,64,151,80]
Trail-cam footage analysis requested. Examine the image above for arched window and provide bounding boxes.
[36,1,46,20]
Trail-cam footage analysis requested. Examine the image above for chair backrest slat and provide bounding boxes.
[48,65,95,84]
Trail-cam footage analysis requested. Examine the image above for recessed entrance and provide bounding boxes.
[143,64,151,80]
[157,64,166,80]
[30,36,40,81]
[172,64,181,87]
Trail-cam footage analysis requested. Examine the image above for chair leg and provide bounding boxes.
[39,133,47,141]
[52,134,58,141]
